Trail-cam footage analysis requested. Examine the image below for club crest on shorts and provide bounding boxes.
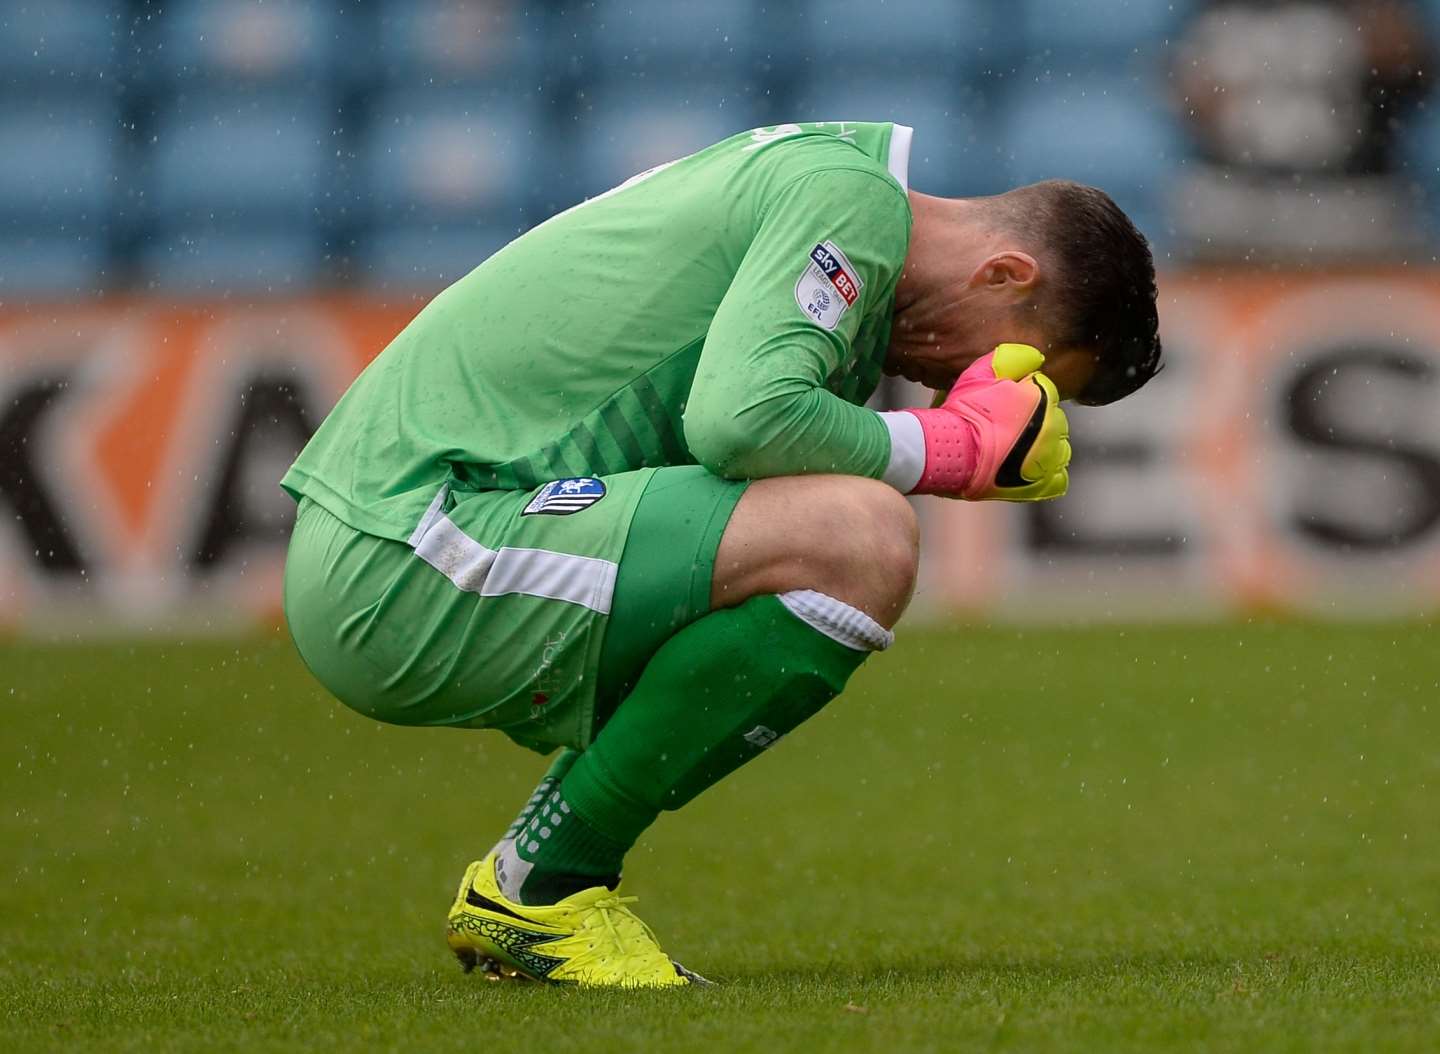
[522,477,607,516]
[794,239,863,331]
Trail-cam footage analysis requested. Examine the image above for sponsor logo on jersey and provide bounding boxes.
[794,239,863,331]
[522,477,606,516]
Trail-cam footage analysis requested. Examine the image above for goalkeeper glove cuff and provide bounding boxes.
[878,343,1071,502]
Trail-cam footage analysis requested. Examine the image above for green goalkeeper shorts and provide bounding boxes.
[282,466,748,753]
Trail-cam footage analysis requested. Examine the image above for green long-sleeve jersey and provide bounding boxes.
[282,121,915,542]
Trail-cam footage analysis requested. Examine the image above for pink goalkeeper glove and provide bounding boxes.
[879,343,1071,501]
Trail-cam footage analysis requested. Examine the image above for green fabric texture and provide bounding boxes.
[283,473,653,752]
[593,465,749,727]
[499,467,747,904]
[281,122,912,542]
[510,781,629,905]
[560,594,872,851]
[287,464,748,757]
[499,748,580,847]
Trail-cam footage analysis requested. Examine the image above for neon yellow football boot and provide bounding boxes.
[445,852,709,988]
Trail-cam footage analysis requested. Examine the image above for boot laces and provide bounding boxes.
[591,894,648,954]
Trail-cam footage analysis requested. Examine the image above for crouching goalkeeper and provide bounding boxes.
[281,121,1162,987]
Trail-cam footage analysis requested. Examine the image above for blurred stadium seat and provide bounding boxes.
[375,0,544,85]
[999,75,1182,244]
[364,89,539,219]
[16,0,1424,292]
[0,102,117,221]
[793,0,1001,76]
[791,77,997,196]
[1418,0,1440,35]
[572,82,764,196]
[1403,103,1440,237]
[0,0,122,297]
[584,0,760,74]
[152,0,342,86]
[0,0,121,88]
[0,100,117,297]
[358,224,519,288]
[137,228,325,293]
[138,95,330,292]
[0,234,108,297]
[360,88,538,280]
[149,96,330,222]
[1018,0,1193,66]
[569,1,769,198]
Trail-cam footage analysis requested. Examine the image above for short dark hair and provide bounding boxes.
[994,180,1162,406]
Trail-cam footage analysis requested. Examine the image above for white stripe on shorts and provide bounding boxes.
[408,491,618,614]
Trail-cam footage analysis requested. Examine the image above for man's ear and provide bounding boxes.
[973,250,1039,292]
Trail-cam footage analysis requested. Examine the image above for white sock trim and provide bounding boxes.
[878,410,926,493]
[778,589,895,652]
[493,839,533,901]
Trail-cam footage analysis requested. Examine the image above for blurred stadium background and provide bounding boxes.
[3,0,1440,629]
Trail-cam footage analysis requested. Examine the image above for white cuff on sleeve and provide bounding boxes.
[878,410,926,493]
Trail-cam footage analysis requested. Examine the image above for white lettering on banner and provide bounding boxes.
[1253,282,1440,612]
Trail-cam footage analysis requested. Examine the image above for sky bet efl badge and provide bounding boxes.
[522,477,607,516]
[794,240,863,331]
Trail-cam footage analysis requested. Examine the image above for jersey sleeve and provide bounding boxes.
[682,165,911,481]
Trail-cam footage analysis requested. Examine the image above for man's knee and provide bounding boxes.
[824,478,919,610]
[712,475,920,625]
[847,478,920,595]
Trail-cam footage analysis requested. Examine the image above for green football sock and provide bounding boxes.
[502,781,628,905]
[493,747,579,852]
[505,592,890,903]
[494,748,606,905]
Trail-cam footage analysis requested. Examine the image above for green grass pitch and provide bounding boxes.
[3,621,1439,1051]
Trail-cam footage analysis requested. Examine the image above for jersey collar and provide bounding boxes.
[887,124,914,191]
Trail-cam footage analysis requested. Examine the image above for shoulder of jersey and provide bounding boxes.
[746,127,879,166]
[750,133,907,203]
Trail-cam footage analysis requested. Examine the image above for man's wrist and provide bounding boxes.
[878,410,926,493]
